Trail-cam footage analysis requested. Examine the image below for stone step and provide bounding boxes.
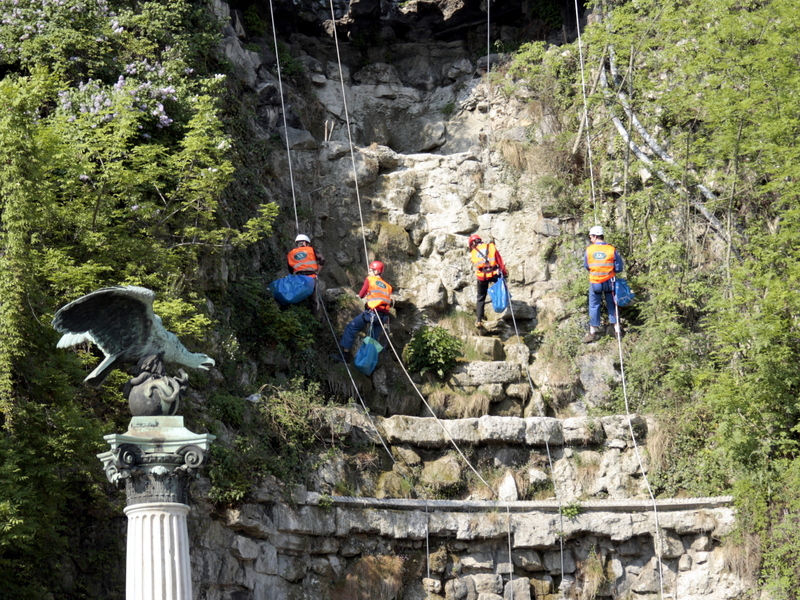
[377,414,647,449]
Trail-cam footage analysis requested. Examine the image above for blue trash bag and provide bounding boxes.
[488,277,510,313]
[614,278,635,307]
[354,336,383,376]
[268,274,316,306]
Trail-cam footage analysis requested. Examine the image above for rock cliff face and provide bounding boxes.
[188,3,747,600]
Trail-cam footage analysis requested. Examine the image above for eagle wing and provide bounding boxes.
[52,286,157,386]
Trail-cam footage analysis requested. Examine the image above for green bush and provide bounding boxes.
[404,326,463,378]
[560,501,583,519]
[207,378,328,504]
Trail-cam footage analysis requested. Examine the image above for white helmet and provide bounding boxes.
[589,225,604,236]
[295,234,311,243]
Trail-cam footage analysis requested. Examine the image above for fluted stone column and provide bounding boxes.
[124,503,192,599]
[98,416,214,600]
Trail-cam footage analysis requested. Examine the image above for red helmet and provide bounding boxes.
[369,260,385,274]
[468,234,482,248]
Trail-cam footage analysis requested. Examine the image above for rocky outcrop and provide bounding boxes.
[187,6,749,600]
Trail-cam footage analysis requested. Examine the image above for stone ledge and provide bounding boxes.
[305,493,734,512]
[377,414,647,448]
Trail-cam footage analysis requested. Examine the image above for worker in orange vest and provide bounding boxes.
[287,234,325,278]
[583,225,625,343]
[468,234,508,329]
[334,261,394,363]
[286,234,325,313]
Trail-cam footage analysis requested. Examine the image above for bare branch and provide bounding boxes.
[598,57,741,259]
[607,47,721,205]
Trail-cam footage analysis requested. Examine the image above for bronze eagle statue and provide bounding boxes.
[52,285,215,388]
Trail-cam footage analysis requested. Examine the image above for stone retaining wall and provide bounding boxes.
[191,491,742,600]
[310,411,654,502]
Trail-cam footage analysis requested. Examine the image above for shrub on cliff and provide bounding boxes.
[404,326,463,379]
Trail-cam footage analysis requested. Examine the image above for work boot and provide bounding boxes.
[582,332,599,343]
[332,350,351,363]
[475,320,485,330]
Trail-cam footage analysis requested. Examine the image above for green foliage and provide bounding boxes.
[528,0,562,29]
[222,278,320,357]
[208,393,246,428]
[276,41,305,80]
[242,6,267,37]
[734,460,800,598]
[207,379,328,504]
[507,41,578,113]
[0,1,278,596]
[404,326,463,378]
[560,500,583,519]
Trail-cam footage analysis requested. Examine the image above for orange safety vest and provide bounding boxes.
[587,244,616,283]
[365,276,393,310]
[471,243,499,281]
[287,246,320,277]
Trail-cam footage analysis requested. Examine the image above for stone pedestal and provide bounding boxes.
[98,416,214,600]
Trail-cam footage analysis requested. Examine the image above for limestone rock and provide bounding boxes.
[450,362,522,387]
[497,471,519,502]
[421,454,463,492]
[278,126,318,150]
[513,550,543,572]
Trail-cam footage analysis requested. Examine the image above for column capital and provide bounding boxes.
[97,416,215,506]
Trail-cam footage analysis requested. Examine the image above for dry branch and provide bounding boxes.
[598,53,740,259]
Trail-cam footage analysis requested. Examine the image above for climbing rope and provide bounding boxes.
[611,288,665,598]
[327,0,370,269]
[506,504,514,600]
[486,0,491,82]
[425,501,431,581]
[573,0,599,224]
[267,0,300,233]
[500,272,566,576]
[319,302,395,464]
[572,3,662,588]
[372,316,497,496]
[320,0,569,587]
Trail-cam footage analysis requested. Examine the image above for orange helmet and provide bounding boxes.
[369,261,385,274]
[468,234,482,248]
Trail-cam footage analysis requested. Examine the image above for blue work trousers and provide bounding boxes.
[589,280,617,327]
[340,310,389,352]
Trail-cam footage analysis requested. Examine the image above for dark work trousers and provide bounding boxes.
[588,280,617,327]
[340,310,390,351]
[475,274,499,322]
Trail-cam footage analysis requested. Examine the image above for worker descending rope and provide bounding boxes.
[333,260,394,364]
[287,234,325,278]
[268,234,325,308]
[583,225,625,343]
[468,234,508,330]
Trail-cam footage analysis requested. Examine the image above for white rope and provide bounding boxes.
[320,297,396,463]
[611,286,665,598]
[425,501,431,580]
[267,0,299,233]
[326,0,370,269]
[506,504,514,600]
[573,0,599,223]
[486,0,491,81]
[499,272,566,575]
[372,316,497,497]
